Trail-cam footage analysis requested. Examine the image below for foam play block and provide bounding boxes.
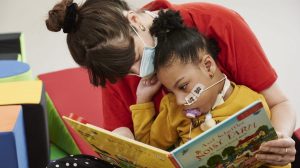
[0,53,21,61]
[46,94,80,155]
[0,60,32,82]
[50,143,68,160]
[0,105,28,168]
[38,67,103,156]
[0,80,49,168]
[0,32,26,62]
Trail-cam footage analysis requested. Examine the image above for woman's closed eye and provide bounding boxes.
[129,55,142,75]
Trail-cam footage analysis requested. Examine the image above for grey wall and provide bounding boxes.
[1,0,299,128]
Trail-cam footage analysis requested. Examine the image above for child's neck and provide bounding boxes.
[223,82,233,101]
[217,75,233,101]
[211,73,233,101]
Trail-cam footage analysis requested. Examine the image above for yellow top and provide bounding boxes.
[130,83,290,168]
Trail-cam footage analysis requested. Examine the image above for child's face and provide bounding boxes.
[157,59,220,116]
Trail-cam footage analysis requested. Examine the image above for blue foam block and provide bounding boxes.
[0,106,28,168]
[0,60,30,78]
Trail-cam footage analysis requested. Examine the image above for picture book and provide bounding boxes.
[63,100,277,168]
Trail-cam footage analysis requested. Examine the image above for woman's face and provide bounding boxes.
[127,10,157,76]
[157,59,220,115]
[129,29,156,75]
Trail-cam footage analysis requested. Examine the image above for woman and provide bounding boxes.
[46,0,295,166]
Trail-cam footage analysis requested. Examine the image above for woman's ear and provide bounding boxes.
[127,11,138,25]
[201,55,217,79]
[126,11,146,32]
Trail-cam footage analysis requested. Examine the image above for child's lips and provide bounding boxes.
[184,108,203,118]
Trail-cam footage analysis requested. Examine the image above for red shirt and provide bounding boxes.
[101,0,277,131]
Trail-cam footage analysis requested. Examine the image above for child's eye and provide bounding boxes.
[179,83,188,90]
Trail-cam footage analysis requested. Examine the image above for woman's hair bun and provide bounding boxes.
[150,10,185,37]
[46,0,75,32]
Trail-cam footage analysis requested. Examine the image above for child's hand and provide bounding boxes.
[112,127,135,139]
[256,132,295,166]
[136,75,161,104]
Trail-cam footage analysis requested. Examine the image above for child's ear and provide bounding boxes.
[201,55,217,79]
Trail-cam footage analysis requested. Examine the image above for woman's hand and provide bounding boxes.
[136,75,161,104]
[256,132,296,166]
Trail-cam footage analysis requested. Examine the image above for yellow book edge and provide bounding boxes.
[63,116,177,168]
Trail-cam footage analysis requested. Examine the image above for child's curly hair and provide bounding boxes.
[150,10,220,71]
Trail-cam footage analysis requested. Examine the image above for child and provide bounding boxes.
[130,10,290,168]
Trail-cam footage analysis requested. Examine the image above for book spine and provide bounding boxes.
[168,154,182,168]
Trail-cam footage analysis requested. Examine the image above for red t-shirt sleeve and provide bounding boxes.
[142,0,172,11]
[101,75,164,131]
[144,1,277,92]
[101,76,139,131]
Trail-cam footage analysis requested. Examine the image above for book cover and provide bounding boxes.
[63,116,176,168]
[64,100,276,168]
[171,101,277,168]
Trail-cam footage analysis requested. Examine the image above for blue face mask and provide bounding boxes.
[131,26,157,78]
[139,40,157,78]
[130,11,158,78]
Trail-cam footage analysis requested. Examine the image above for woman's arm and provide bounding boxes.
[257,82,296,165]
[261,82,296,136]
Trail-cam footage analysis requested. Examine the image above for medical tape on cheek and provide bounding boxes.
[185,93,197,105]
[192,83,204,97]
[184,83,205,105]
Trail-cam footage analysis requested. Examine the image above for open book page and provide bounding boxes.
[171,101,277,168]
[63,116,175,168]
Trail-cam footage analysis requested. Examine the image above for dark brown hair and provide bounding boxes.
[46,0,135,87]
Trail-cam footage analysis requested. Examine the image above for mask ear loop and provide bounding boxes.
[130,25,147,46]
[144,10,158,18]
[130,25,157,49]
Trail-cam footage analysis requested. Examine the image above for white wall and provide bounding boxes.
[1,0,299,128]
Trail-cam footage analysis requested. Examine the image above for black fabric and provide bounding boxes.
[291,132,300,168]
[0,33,21,54]
[0,53,19,60]
[47,154,121,168]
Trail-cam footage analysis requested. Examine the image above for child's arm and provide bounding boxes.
[135,77,162,104]
[130,95,180,150]
[131,79,180,150]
